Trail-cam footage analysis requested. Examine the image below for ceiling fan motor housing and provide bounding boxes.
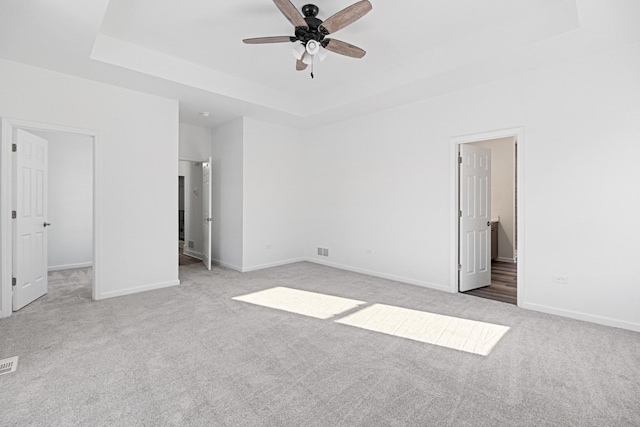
[295,4,326,47]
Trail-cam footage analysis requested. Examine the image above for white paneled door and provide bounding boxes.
[459,144,491,292]
[202,157,212,271]
[13,129,49,310]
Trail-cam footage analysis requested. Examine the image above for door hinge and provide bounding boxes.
[458,264,462,272]
[12,277,16,286]
[12,211,17,219]
[458,156,462,164]
[12,143,17,152]
[459,210,462,218]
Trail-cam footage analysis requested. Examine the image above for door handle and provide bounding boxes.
[43,222,51,228]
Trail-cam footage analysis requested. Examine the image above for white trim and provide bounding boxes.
[182,249,202,260]
[241,257,306,273]
[306,257,450,293]
[495,257,516,263]
[450,127,525,307]
[48,262,93,272]
[0,120,13,318]
[212,259,243,272]
[0,118,99,317]
[521,302,640,333]
[98,279,180,300]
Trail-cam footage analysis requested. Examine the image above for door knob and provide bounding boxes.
[43,222,51,227]
[487,221,490,226]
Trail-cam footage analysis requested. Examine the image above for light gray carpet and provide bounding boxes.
[1,262,638,426]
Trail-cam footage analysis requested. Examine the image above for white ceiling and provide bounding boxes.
[1,0,639,128]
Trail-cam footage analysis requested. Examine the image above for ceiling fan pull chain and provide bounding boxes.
[311,55,315,79]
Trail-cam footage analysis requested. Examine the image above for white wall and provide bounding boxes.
[242,118,305,271]
[472,137,515,261]
[208,118,305,272]
[30,130,93,271]
[179,123,212,161]
[211,118,244,270]
[0,59,179,309]
[304,43,640,331]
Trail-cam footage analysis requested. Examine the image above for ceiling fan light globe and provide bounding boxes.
[305,40,320,55]
[292,43,306,60]
[302,53,313,65]
[318,47,328,62]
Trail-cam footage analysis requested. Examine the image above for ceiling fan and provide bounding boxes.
[243,0,373,77]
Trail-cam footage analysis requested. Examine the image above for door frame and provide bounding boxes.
[1,118,100,318]
[178,157,205,262]
[449,127,524,307]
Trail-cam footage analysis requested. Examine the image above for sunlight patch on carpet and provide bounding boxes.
[233,287,509,355]
[335,303,509,356]
[232,286,365,319]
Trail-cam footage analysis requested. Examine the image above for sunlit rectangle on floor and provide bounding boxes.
[335,303,509,356]
[233,287,365,320]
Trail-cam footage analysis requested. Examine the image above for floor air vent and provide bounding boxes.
[0,356,18,376]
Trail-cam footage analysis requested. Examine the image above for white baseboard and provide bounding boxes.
[212,259,243,272]
[495,257,516,263]
[521,301,640,332]
[242,257,306,273]
[305,257,450,293]
[183,249,202,260]
[48,262,93,272]
[96,279,180,300]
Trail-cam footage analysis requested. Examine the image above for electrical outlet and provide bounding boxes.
[188,241,194,249]
[553,275,569,284]
[265,244,271,250]
[366,249,373,255]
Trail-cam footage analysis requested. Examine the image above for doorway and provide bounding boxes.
[0,119,98,317]
[450,128,524,306]
[178,160,204,267]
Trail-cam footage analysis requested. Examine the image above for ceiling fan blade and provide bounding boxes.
[319,0,372,35]
[296,58,308,71]
[323,39,366,58]
[243,36,295,44]
[273,0,308,28]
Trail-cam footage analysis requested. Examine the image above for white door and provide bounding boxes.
[202,158,212,270]
[13,129,49,310]
[459,144,491,292]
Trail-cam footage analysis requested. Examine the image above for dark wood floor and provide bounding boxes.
[463,260,517,305]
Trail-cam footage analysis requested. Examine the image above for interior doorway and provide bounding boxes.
[0,119,98,317]
[178,160,204,267]
[450,128,524,306]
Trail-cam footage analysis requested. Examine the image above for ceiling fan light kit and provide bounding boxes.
[305,39,320,55]
[292,43,306,60]
[243,0,372,78]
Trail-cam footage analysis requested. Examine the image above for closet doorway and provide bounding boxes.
[0,119,97,316]
[450,128,524,306]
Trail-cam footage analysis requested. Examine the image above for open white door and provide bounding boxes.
[202,157,212,270]
[12,129,49,310]
[459,144,491,292]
